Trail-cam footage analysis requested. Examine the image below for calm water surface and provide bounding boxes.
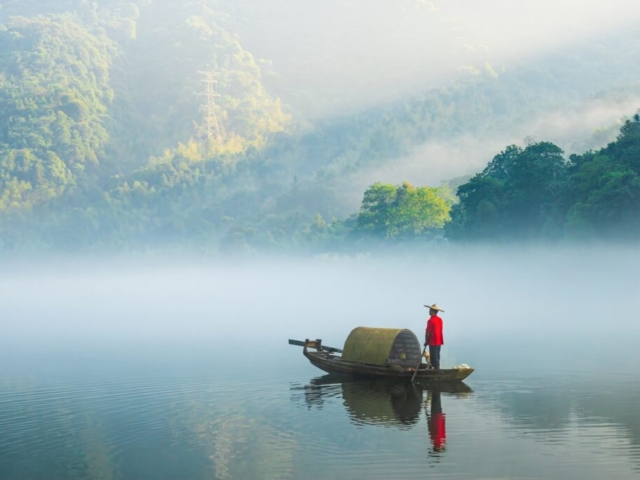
[1,345,639,479]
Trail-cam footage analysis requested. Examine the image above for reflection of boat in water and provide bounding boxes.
[341,378,424,428]
[307,374,473,394]
[293,374,471,431]
[289,329,474,381]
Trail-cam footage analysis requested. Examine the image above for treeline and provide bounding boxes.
[343,114,640,246]
[227,114,640,252]
[6,113,638,253]
[449,114,640,241]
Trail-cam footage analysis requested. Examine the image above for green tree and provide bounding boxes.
[565,114,640,238]
[449,142,568,240]
[356,181,450,240]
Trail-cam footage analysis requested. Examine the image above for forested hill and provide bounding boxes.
[1,0,640,253]
[448,115,640,242]
[0,0,289,203]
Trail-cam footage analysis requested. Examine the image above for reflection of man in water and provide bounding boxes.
[426,390,446,452]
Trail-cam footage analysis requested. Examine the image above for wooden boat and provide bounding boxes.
[289,336,474,382]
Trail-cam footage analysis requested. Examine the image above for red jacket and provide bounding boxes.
[426,315,444,346]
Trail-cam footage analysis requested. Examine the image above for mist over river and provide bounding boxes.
[1,246,639,479]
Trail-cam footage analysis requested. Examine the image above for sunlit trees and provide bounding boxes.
[0,14,116,209]
[356,182,451,240]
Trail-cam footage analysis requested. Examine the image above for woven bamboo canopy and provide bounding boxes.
[342,327,422,367]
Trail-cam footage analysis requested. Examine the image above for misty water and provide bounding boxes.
[2,247,640,479]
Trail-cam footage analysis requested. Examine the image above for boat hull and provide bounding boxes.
[304,350,473,381]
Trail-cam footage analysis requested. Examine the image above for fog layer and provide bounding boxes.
[2,246,639,374]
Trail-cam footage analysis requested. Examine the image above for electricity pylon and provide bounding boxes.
[199,70,223,148]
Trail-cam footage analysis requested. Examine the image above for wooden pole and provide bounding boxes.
[411,345,426,383]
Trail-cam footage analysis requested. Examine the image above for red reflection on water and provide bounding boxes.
[427,390,446,453]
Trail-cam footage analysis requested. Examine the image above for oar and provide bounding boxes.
[411,345,427,383]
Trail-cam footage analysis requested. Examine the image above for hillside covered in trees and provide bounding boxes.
[1,0,640,254]
[448,115,640,241]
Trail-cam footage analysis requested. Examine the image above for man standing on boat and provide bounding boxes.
[424,304,444,370]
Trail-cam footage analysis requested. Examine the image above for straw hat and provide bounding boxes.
[424,303,445,312]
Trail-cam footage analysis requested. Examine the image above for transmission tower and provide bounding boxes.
[199,71,223,148]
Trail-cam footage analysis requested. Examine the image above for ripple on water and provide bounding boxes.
[1,360,640,479]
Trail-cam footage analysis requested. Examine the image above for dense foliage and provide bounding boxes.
[565,115,640,239]
[0,14,116,208]
[448,142,568,240]
[449,115,640,242]
[356,182,451,240]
